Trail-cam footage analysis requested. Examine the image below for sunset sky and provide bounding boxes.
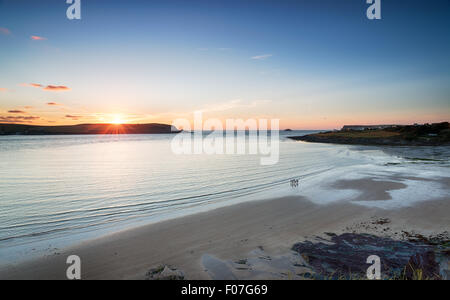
[0,0,449,129]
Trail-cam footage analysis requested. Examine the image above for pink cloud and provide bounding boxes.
[31,35,47,41]
[65,115,82,120]
[0,88,7,92]
[21,83,42,88]
[0,27,10,35]
[43,85,70,91]
[24,83,71,92]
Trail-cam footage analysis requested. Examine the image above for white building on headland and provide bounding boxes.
[341,125,399,131]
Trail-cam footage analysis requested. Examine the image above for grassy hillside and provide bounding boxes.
[288,122,450,146]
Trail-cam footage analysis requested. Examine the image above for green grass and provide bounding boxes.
[317,131,401,139]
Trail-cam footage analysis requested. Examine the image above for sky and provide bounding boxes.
[0,0,449,130]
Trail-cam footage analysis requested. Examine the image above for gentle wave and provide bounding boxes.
[0,133,448,264]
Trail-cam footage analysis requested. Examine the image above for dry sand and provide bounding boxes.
[0,178,448,280]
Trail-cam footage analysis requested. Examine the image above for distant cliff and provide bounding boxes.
[0,123,180,135]
[288,122,450,146]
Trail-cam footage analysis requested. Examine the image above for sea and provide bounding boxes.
[0,131,449,266]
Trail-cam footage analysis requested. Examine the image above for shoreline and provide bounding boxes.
[288,135,450,147]
[1,177,448,279]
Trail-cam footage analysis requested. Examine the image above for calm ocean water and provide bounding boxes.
[0,131,449,265]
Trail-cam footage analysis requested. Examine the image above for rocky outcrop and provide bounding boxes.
[145,265,185,280]
[292,232,448,280]
[288,122,450,146]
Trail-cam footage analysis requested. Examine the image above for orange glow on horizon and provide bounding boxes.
[110,115,126,125]
[0,109,447,130]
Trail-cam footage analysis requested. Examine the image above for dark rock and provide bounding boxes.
[372,218,391,225]
[145,265,184,280]
[292,233,438,279]
[235,259,248,265]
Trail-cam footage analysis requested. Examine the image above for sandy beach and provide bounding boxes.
[1,176,448,280]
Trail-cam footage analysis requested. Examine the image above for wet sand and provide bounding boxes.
[0,177,449,280]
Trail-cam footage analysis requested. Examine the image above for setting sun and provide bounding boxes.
[111,115,125,124]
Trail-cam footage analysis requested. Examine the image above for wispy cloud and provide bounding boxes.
[8,110,26,114]
[251,54,273,60]
[0,27,10,35]
[43,85,70,91]
[47,102,60,106]
[0,116,40,123]
[21,83,43,88]
[24,83,71,92]
[31,35,47,41]
[199,99,272,113]
[65,115,82,120]
[200,99,243,113]
[0,88,7,92]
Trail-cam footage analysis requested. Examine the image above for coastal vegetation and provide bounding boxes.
[289,122,450,146]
